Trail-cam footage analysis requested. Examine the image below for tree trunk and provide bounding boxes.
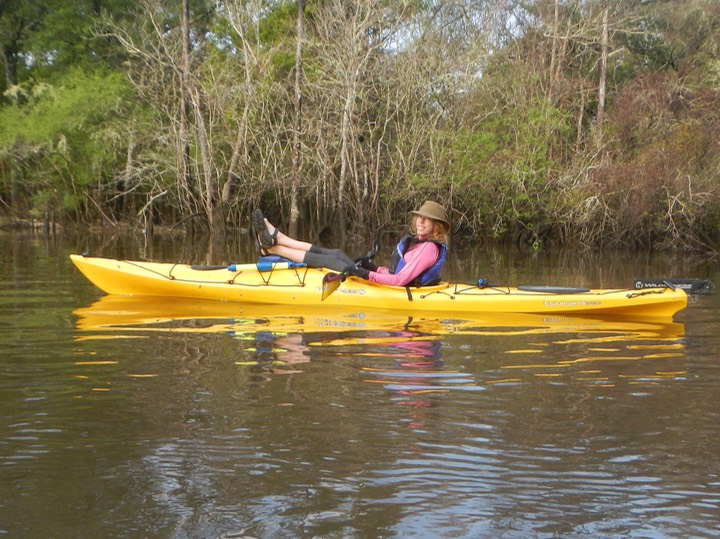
[336,78,355,243]
[288,0,305,238]
[224,56,252,208]
[179,0,194,214]
[1,44,18,89]
[144,201,154,245]
[549,0,560,99]
[120,137,135,215]
[192,89,221,240]
[596,5,609,131]
[576,88,586,154]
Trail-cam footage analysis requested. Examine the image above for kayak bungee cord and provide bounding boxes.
[626,288,672,299]
[228,264,310,287]
[414,283,513,301]
[451,283,513,296]
[122,259,312,288]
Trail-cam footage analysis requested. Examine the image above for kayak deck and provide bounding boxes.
[69,254,688,318]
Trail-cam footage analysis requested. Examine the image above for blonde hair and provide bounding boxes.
[411,215,449,244]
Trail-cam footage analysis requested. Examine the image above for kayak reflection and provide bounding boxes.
[73,296,686,387]
[73,295,685,343]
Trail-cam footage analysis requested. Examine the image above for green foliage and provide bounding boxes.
[0,68,135,216]
[430,89,573,239]
[0,0,47,90]
[0,0,136,92]
[258,0,297,45]
[2,0,720,251]
[619,14,676,71]
[3,70,126,144]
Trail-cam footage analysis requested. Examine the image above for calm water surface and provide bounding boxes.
[1,232,719,538]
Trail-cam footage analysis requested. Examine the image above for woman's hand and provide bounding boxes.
[354,256,378,272]
[343,265,370,280]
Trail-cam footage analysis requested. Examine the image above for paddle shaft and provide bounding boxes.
[633,278,714,295]
[191,261,306,272]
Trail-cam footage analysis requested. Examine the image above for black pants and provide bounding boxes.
[302,246,354,272]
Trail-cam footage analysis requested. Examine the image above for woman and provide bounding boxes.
[253,200,450,287]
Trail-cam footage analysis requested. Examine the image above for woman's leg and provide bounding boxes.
[255,212,354,270]
[266,244,307,264]
[268,243,353,271]
[269,220,313,252]
[259,218,312,263]
[302,250,354,272]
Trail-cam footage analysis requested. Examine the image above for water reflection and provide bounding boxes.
[4,233,718,537]
[73,295,687,393]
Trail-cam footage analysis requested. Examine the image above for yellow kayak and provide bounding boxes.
[70,254,688,318]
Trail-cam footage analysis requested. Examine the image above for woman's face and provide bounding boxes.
[415,215,436,237]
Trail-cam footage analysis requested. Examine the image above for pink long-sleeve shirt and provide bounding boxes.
[368,239,440,287]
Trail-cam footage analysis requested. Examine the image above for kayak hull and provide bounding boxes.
[70,255,688,318]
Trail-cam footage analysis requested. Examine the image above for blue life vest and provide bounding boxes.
[389,235,447,287]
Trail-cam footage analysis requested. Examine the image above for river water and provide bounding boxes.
[1,231,719,538]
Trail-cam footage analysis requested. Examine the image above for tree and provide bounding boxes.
[289,0,305,237]
[2,0,720,252]
[0,0,44,91]
[0,68,135,223]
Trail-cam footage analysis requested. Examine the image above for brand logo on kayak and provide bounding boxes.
[543,300,601,307]
[339,288,366,296]
[314,286,365,296]
[316,318,365,328]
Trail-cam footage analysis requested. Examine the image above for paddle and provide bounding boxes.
[633,278,714,295]
[321,271,347,301]
[191,265,230,271]
[191,261,306,272]
[321,242,379,301]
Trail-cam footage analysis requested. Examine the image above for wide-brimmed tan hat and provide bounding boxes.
[411,200,449,227]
